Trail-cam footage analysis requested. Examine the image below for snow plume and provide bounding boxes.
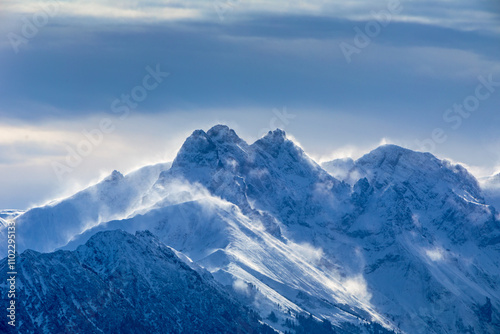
[412,213,421,228]
[312,178,346,206]
[288,242,324,266]
[425,247,445,262]
[138,176,242,225]
[313,179,337,203]
[233,279,251,297]
[321,158,354,182]
[148,179,213,209]
[342,275,372,303]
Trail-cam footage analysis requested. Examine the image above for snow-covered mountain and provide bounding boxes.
[325,145,500,333]
[0,230,275,334]
[2,125,499,334]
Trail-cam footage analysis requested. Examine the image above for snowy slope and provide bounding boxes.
[329,146,500,334]
[3,125,499,334]
[0,230,275,334]
[10,162,170,253]
[62,196,395,332]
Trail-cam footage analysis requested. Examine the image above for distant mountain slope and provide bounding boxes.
[0,230,275,334]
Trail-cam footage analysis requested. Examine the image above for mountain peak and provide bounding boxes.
[75,229,179,274]
[191,128,208,137]
[206,124,243,144]
[171,130,217,168]
[87,229,131,242]
[367,144,421,158]
[78,229,137,253]
[135,229,157,239]
[356,144,437,170]
[252,129,309,163]
[104,170,124,182]
[253,128,290,150]
[262,128,287,142]
[353,143,484,206]
[492,172,500,182]
[170,125,249,175]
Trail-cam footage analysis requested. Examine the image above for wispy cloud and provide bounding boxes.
[2,0,499,34]
[2,0,203,21]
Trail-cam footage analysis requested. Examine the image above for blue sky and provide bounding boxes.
[1,0,500,209]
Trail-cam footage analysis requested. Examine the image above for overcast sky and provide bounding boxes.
[1,0,500,210]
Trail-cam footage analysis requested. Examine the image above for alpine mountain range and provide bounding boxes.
[1,125,499,334]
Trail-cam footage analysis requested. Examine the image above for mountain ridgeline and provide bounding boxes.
[1,125,499,334]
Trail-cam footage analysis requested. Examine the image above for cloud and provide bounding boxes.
[3,0,498,35]
[1,11,498,123]
[2,0,203,21]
